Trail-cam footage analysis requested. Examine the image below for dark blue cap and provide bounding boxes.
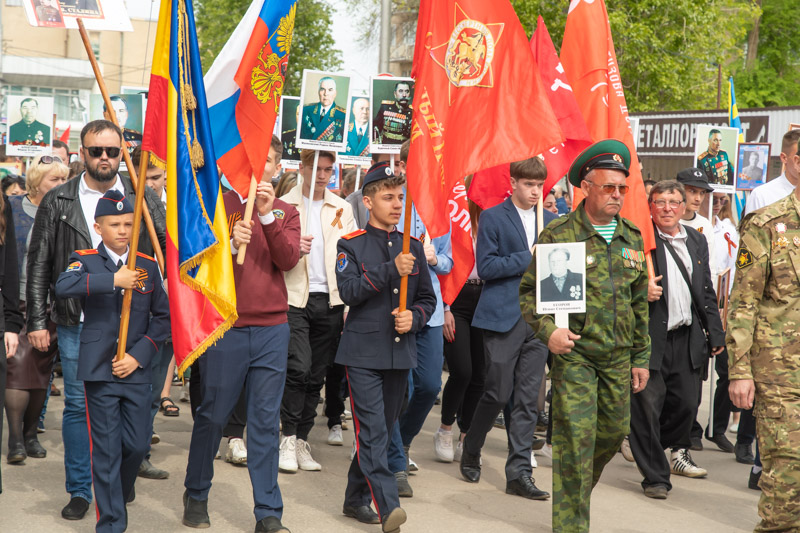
[360,161,396,190]
[95,189,133,219]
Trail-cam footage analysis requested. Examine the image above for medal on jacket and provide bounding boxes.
[775,236,789,249]
[331,208,343,229]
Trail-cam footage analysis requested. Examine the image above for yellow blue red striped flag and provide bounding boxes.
[729,77,745,143]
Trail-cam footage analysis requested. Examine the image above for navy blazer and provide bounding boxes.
[335,224,437,370]
[54,243,170,383]
[473,197,558,333]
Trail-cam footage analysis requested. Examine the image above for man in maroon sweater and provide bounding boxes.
[182,152,301,533]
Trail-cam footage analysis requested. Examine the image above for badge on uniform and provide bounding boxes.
[336,252,348,272]
[66,261,82,272]
[569,285,581,300]
[775,236,789,249]
[793,236,800,247]
[736,247,755,269]
[586,255,595,266]
[775,223,787,234]
[272,209,285,220]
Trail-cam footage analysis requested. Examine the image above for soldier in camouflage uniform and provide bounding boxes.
[520,140,651,533]
[727,142,800,532]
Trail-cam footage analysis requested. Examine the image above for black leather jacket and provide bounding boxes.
[26,174,167,331]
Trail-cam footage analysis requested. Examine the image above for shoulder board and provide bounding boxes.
[75,249,98,256]
[342,229,367,240]
[749,196,793,228]
[409,234,421,242]
[136,252,155,262]
[348,123,354,132]
[335,105,347,113]
[698,151,709,159]
[382,100,394,105]
[619,216,643,234]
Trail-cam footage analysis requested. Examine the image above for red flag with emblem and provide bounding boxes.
[530,16,592,198]
[409,0,563,304]
[559,0,655,252]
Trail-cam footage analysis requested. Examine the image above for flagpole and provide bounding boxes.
[305,150,320,231]
[397,153,413,312]
[236,177,259,265]
[76,19,165,279]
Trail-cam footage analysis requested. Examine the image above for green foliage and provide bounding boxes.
[193,0,343,96]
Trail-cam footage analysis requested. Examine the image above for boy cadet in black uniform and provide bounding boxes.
[335,162,436,532]
[55,190,170,533]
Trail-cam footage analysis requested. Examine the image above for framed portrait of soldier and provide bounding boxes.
[369,76,414,154]
[339,94,372,165]
[296,70,351,152]
[23,0,132,31]
[536,242,586,315]
[279,96,301,170]
[5,95,54,157]
[90,94,144,152]
[694,124,738,194]
[736,143,770,191]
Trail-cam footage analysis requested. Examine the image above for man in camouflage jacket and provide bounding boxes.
[519,140,651,533]
[728,142,800,532]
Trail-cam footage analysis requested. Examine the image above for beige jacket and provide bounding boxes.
[280,185,356,308]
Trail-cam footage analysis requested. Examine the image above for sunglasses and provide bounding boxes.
[712,196,729,205]
[38,155,62,165]
[85,146,121,158]
[585,181,629,195]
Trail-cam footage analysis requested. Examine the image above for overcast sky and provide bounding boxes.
[330,0,378,94]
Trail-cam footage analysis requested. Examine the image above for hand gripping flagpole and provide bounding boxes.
[76,19,165,362]
[236,177,259,265]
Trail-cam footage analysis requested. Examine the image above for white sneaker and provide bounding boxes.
[225,437,247,465]
[531,451,538,468]
[621,436,635,462]
[344,409,352,420]
[350,439,356,461]
[433,429,454,463]
[408,457,419,472]
[670,448,707,478]
[729,422,739,433]
[327,424,343,446]
[278,435,298,473]
[454,440,463,463]
[341,414,349,431]
[296,439,322,471]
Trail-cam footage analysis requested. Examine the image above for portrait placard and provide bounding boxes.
[536,242,586,315]
[339,94,372,165]
[736,142,770,191]
[296,70,351,152]
[5,95,54,157]
[23,0,133,31]
[369,76,414,154]
[89,94,145,152]
[694,124,739,194]
[279,96,301,169]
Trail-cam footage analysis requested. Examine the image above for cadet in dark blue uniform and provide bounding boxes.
[335,162,436,533]
[55,190,170,533]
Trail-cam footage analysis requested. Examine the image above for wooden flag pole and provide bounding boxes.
[236,177,259,265]
[396,153,413,312]
[77,19,165,278]
[305,150,320,231]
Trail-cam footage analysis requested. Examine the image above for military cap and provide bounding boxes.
[676,167,713,192]
[95,189,133,219]
[360,161,395,190]
[568,139,631,187]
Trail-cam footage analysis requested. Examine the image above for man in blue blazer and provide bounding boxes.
[460,157,557,500]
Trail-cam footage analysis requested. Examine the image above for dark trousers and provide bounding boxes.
[344,366,407,520]
[147,340,173,458]
[188,356,248,440]
[629,326,700,490]
[184,324,289,522]
[738,406,757,446]
[464,317,547,481]
[706,346,732,437]
[281,295,344,440]
[325,362,346,429]
[0,342,6,493]
[441,283,485,433]
[85,381,151,533]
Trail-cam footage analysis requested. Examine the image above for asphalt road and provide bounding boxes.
[0,376,761,532]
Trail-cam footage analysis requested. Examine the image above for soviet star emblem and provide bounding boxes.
[429,3,505,103]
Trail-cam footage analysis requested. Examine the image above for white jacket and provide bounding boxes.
[280,185,356,308]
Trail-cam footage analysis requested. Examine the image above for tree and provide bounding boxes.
[194,0,343,96]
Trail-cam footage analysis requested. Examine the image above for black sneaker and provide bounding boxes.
[394,471,413,497]
[61,497,91,520]
[182,490,210,528]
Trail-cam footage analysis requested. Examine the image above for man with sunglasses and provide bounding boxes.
[520,139,650,532]
[628,180,724,499]
[26,119,166,521]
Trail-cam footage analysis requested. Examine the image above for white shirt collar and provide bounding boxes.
[657,223,688,241]
[104,245,129,266]
[78,173,124,197]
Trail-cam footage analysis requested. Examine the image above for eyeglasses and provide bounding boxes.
[585,181,629,195]
[38,155,62,165]
[712,196,729,205]
[651,199,684,210]
[85,146,121,158]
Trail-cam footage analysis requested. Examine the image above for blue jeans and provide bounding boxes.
[387,325,443,473]
[58,324,93,502]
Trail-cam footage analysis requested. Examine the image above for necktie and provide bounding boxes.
[117,259,123,268]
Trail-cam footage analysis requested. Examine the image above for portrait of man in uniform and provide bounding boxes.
[345,97,370,159]
[539,247,584,303]
[8,97,51,146]
[103,95,142,149]
[297,70,351,151]
[279,96,301,168]
[370,77,414,153]
[695,126,737,188]
[736,143,770,191]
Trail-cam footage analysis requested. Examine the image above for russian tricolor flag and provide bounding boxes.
[205,0,296,197]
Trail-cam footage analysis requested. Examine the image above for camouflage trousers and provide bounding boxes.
[551,352,631,533]
[754,383,800,533]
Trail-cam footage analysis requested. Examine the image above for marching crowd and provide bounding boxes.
[0,119,798,533]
